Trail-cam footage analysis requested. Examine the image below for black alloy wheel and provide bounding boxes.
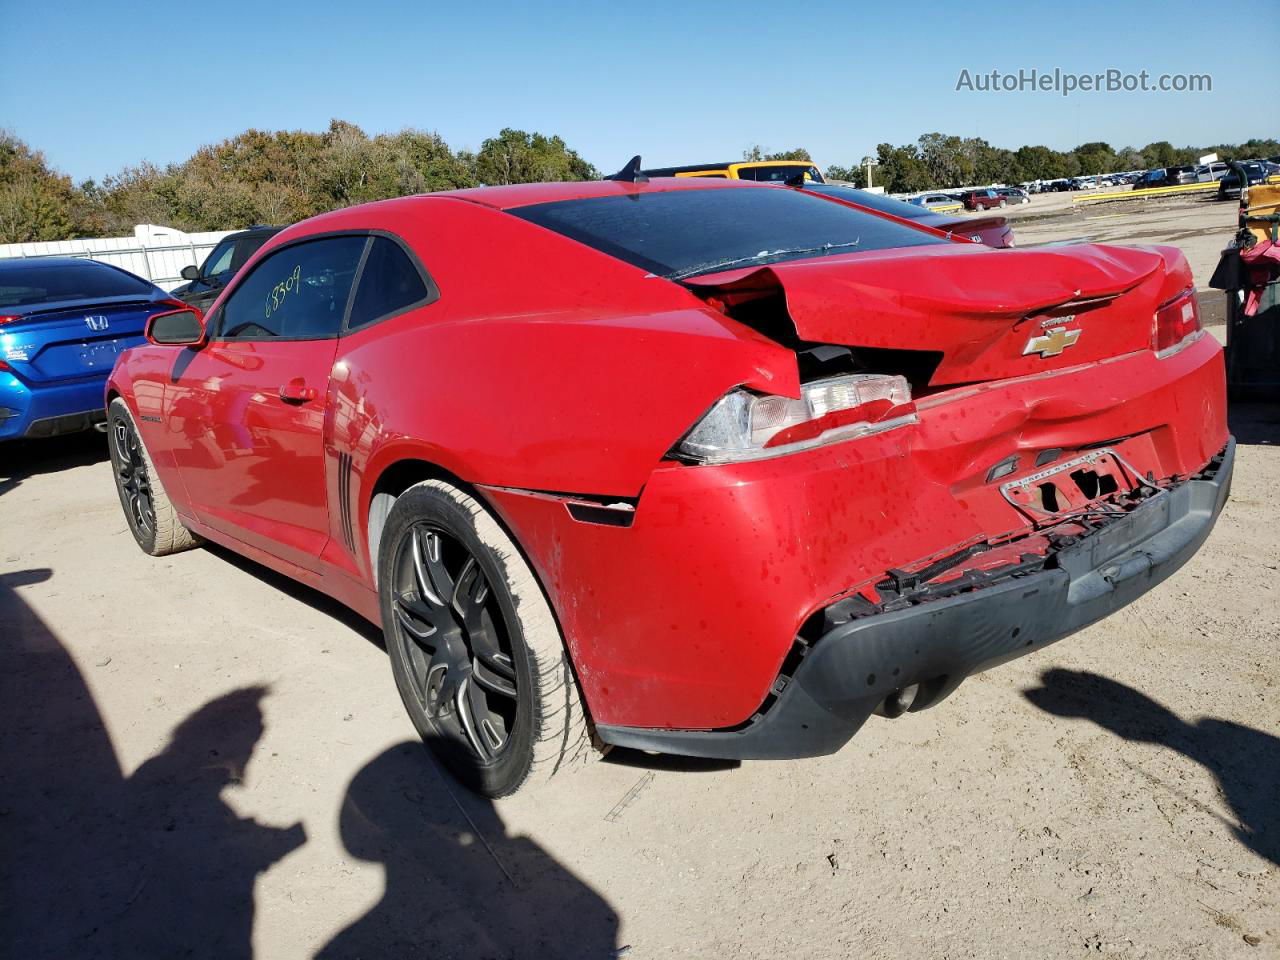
[388,523,521,764]
[111,413,156,539]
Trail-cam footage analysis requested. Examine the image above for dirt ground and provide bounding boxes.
[2,197,1277,959]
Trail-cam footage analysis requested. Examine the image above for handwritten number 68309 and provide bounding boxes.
[265,264,302,320]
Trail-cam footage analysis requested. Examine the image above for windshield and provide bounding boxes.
[511,187,947,280]
[0,260,155,309]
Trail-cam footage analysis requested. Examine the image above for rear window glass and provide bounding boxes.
[0,260,154,308]
[511,187,947,280]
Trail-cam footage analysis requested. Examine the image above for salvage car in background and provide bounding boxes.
[1,258,181,440]
[802,183,1014,247]
[106,176,1232,797]
[908,193,963,213]
[170,225,281,312]
[1218,160,1280,200]
[962,188,1006,210]
[1133,169,1167,190]
[995,187,1029,204]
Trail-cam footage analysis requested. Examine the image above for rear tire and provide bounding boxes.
[378,480,593,796]
[107,397,201,557]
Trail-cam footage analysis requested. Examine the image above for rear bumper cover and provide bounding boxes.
[597,438,1234,760]
[0,373,109,440]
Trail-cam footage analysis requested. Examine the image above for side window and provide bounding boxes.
[202,240,236,280]
[217,235,367,341]
[346,236,432,331]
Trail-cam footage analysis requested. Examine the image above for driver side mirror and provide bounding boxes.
[180,264,200,282]
[146,306,207,347]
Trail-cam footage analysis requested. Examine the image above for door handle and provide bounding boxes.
[279,378,318,404]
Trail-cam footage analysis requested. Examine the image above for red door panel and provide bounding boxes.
[163,339,337,572]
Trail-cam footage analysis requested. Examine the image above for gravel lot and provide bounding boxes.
[2,197,1276,959]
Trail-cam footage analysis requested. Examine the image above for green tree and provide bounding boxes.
[874,142,931,193]
[742,145,813,162]
[1074,141,1118,175]
[918,133,973,188]
[971,141,1017,184]
[473,128,596,185]
[1012,145,1068,181]
[0,132,84,243]
[1141,141,1179,169]
[1115,146,1146,171]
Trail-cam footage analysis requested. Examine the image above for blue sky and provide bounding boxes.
[2,0,1272,183]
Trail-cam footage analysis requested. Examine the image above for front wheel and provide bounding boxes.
[378,480,593,796]
[107,397,201,556]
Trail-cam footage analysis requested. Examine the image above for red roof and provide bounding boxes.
[264,177,760,240]
[434,175,758,210]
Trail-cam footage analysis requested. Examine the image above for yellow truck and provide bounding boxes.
[638,160,825,183]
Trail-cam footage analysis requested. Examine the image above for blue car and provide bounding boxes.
[0,258,178,440]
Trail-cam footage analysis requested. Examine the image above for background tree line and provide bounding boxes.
[826,134,1280,193]
[0,121,596,243]
[5,125,1278,244]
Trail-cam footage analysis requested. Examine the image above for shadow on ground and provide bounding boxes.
[317,741,620,959]
[0,431,109,499]
[1,569,619,959]
[1024,668,1279,866]
[602,746,740,773]
[1228,400,1280,446]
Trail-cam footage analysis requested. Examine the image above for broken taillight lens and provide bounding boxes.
[675,373,916,464]
[1152,289,1202,358]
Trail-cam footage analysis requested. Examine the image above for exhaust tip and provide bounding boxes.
[878,683,920,719]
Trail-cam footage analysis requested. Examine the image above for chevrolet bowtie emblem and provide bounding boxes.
[1023,326,1081,358]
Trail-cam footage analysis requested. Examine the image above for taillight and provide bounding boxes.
[1152,289,1202,358]
[0,315,19,327]
[673,374,917,464]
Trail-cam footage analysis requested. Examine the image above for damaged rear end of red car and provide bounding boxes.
[484,183,1232,760]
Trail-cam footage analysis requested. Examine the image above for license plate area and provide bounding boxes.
[1000,449,1141,518]
[76,340,125,370]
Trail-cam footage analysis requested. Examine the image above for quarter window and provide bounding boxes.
[346,236,431,330]
[217,235,366,340]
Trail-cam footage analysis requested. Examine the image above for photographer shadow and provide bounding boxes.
[317,741,620,960]
[1024,668,1279,866]
[1,569,304,960]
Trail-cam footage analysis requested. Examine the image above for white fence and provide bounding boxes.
[0,225,236,292]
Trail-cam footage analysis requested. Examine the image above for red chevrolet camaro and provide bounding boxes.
[106,177,1231,796]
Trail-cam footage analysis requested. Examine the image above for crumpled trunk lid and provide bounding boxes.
[686,243,1192,386]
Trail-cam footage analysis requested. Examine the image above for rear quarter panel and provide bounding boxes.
[331,197,799,487]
